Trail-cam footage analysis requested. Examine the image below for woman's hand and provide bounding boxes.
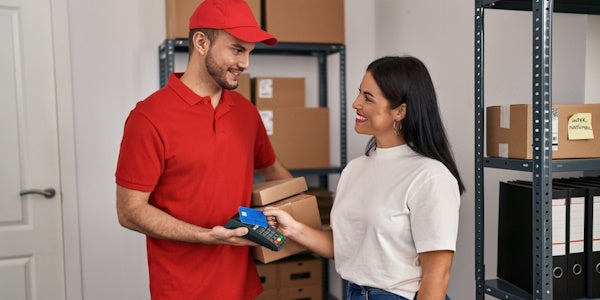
[262,207,299,239]
[262,206,335,259]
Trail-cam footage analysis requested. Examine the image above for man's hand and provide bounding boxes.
[207,226,257,246]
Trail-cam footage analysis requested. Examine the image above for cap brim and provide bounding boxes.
[225,27,278,46]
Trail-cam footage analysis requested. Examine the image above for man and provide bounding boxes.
[115,0,291,298]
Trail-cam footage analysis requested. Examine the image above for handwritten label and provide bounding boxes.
[567,113,594,140]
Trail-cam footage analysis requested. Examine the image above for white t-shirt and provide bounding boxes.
[330,144,460,299]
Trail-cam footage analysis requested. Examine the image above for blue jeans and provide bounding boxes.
[346,282,451,300]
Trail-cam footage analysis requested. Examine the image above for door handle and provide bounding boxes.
[19,187,56,199]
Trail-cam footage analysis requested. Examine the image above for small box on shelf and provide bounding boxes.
[252,77,306,109]
[487,104,600,159]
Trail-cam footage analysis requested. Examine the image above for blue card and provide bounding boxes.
[238,206,268,227]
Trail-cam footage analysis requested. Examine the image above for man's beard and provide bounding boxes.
[206,49,239,90]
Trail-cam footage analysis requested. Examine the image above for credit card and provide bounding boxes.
[238,206,268,227]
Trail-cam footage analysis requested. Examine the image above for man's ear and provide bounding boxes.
[191,31,210,56]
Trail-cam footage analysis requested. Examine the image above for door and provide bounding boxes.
[0,0,66,298]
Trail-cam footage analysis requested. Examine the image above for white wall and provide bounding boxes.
[66,0,596,299]
[371,2,474,298]
[586,16,600,102]
[68,0,165,298]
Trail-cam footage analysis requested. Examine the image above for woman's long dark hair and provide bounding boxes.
[364,56,465,194]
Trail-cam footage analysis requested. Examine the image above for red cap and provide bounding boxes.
[189,0,277,46]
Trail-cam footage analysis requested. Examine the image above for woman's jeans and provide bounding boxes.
[346,282,451,300]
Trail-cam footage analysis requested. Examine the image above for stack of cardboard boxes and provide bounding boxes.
[231,73,330,169]
[250,177,322,263]
[252,77,330,169]
[255,254,323,300]
[251,177,324,300]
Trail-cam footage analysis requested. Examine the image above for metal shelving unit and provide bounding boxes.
[475,0,600,299]
[158,39,347,300]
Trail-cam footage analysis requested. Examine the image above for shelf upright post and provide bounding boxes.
[474,1,485,299]
[158,39,176,87]
[317,52,328,108]
[530,0,554,299]
[339,45,347,167]
[316,50,329,189]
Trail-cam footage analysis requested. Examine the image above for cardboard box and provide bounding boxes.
[252,177,308,206]
[487,104,600,159]
[237,73,251,100]
[277,255,323,288]
[252,77,305,109]
[252,194,322,263]
[305,188,334,226]
[305,188,334,208]
[255,262,277,289]
[254,288,277,300]
[248,0,261,28]
[166,0,261,39]
[260,107,330,169]
[263,0,345,44]
[278,285,322,300]
[256,254,323,299]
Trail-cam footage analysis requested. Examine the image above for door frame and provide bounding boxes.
[50,0,83,298]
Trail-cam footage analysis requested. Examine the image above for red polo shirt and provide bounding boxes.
[115,73,275,299]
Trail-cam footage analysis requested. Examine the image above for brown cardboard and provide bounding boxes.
[254,288,277,300]
[305,188,334,208]
[263,0,345,44]
[236,73,251,100]
[165,0,200,39]
[252,194,322,263]
[252,177,308,206]
[487,104,600,159]
[278,285,323,300]
[255,262,277,289]
[260,107,330,169]
[165,0,261,39]
[252,77,306,109]
[247,0,261,29]
[305,188,334,226]
[276,255,322,287]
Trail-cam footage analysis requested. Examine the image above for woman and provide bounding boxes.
[264,55,464,300]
